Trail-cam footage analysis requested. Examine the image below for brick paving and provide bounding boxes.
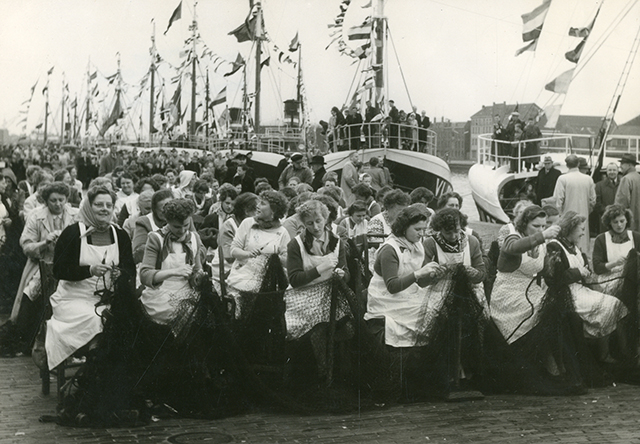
[3,356,640,443]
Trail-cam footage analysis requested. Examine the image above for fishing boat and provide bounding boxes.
[469,1,640,224]
[322,0,452,195]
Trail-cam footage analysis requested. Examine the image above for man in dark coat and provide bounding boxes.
[536,155,561,205]
[309,155,326,192]
[345,107,363,151]
[521,118,542,169]
[594,162,619,233]
[388,100,399,148]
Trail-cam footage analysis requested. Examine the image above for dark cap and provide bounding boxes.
[310,155,325,165]
[234,153,247,160]
[619,153,638,165]
[291,153,304,162]
[577,157,589,168]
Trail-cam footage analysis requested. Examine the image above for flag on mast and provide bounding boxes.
[211,87,227,107]
[224,53,245,77]
[164,1,182,35]
[288,32,300,52]
[515,0,551,56]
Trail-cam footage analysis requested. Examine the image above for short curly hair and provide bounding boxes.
[163,198,196,222]
[135,177,160,194]
[410,187,434,204]
[41,181,70,202]
[436,192,462,210]
[322,171,338,184]
[514,205,547,234]
[312,195,338,223]
[383,189,411,210]
[297,199,330,223]
[557,210,586,238]
[218,183,239,202]
[233,192,259,220]
[87,185,116,204]
[259,190,289,220]
[601,204,633,231]
[192,179,210,195]
[391,206,429,237]
[430,208,467,233]
[352,183,373,200]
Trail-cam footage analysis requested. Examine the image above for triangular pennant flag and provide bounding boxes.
[545,68,575,94]
[90,71,98,81]
[47,66,54,75]
[289,32,300,52]
[211,86,226,107]
[229,3,264,42]
[164,1,182,35]
[224,53,245,77]
[565,39,586,63]
[543,104,562,129]
[515,39,538,56]
[261,55,271,68]
[99,95,124,136]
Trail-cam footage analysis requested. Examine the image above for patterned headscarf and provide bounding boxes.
[156,224,195,269]
[77,194,114,236]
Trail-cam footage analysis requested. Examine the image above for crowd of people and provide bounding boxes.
[0,143,640,426]
[492,111,543,171]
[322,100,432,153]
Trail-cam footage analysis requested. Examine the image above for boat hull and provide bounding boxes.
[324,148,452,197]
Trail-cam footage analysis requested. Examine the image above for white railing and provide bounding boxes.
[327,121,437,154]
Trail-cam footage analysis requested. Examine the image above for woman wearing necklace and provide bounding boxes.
[592,204,640,294]
[545,211,628,366]
[45,186,135,371]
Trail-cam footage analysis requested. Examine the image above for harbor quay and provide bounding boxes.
[3,353,640,444]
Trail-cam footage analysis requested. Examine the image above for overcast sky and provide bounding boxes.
[1,0,639,138]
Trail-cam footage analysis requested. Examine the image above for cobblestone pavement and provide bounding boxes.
[3,356,640,444]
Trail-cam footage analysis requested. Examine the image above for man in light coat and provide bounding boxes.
[553,154,596,252]
[341,152,359,206]
[615,153,640,232]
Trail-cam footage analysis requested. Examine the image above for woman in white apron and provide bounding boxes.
[132,189,174,264]
[592,205,640,294]
[546,211,628,362]
[45,186,135,370]
[365,206,442,402]
[209,192,258,295]
[139,198,204,326]
[285,200,351,381]
[227,190,290,318]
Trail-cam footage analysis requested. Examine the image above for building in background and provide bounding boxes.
[431,118,470,161]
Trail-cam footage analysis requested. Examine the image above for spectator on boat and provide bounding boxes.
[492,115,507,163]
[328,107,346,152]
[309,155,326,192]
[521,118,542,170]
[367,157,388,191]
[592,204,640,295]
[364,100,380,148]
[98,144,123,177]
[594,163,620,233]
[419,111,431,152]
[345,107,363,151]
[407,113,419,151]
[536,155,561,206]
[341,152,360,207]
[132,189,175,263]
[45,186,135,371]
[278,153,312,190]
[615,153,640,233]
[553,154,596,252]
[388,100,400,149]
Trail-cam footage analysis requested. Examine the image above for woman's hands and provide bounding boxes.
[607,256,626,272]
[172,264,193,279]
[415,261,445,280]
[90,264,111,277]
[317,255,339,274]
[542,225,561,240]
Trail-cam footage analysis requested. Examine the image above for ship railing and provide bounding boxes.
[326,122,437,155]
[477,133,640,174]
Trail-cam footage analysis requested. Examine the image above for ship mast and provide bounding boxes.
[85,59,91,136]
[204,68,210,139]
[149,20,156,144]
[373,0,386,112]
[60,72,66,145]
[253,1,263,135]
[189,1,198,139]
[43,70,50,145]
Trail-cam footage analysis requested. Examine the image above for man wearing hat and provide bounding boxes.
[278,153,312,190]
[553,154,596,252]
[615,153,640,232]
[595,163,620,233]
[309,155,327,191]
[535,155,561,205]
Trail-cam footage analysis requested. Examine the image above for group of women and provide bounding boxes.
[3,163,640,425]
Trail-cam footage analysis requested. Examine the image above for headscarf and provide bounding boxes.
[157,224,194,269]
[433,229,468,254]
[177,170,196,192]
[77,194,114,236]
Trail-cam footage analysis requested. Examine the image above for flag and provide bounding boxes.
[42,85,48,95]
[515,39,538,56]
[565,39,586,63]
[362,0,372,7]
[543,104,562,129]
[521,0,551,42]
[224,53,245,77]
[229,3,263,42]
[35,123,43,129]
[164,1,182,35]
[106,73,118,84]
[99,95,124,136]
[47,66,54,75]
[289,32,300,52]
[71,98,77,108]
[211,86,226,107]
[545,68,575,94]
[347,19,371,41]
[90,71,97,81]
[261,55,271,68]
[569,26,591,38]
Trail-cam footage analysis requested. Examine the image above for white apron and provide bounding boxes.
[365,237,426,347]
[210,218,238,294]
[490,239,547,344]
[597,231,634,294]
[136,216,160,289]
[139,231,196,324]
[45,223,119,370]
[550,240,628,338]
[284,236,348,340]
